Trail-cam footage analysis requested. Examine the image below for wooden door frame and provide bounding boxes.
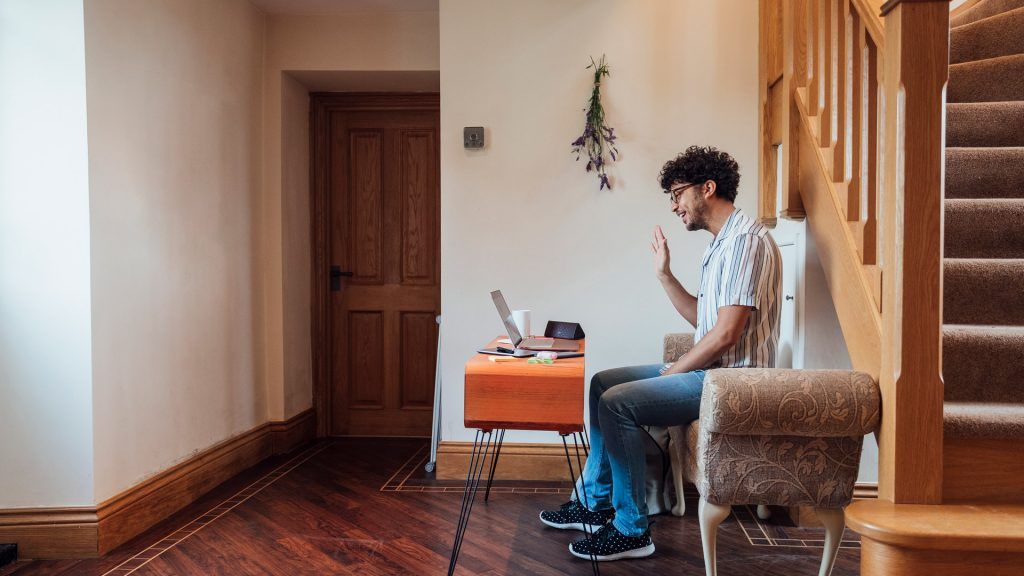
[309,92,441,437]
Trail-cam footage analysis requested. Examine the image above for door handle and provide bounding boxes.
[330,266,354,291]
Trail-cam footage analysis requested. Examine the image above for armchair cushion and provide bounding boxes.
[700,368,880,437]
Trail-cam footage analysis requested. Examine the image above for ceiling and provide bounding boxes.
[249,0,438,14]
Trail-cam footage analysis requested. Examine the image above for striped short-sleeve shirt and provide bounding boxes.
[694,208,782,368]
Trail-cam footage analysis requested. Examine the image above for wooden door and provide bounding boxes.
[325,97,439,436]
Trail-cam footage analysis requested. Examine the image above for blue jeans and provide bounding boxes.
[574,365,706,536]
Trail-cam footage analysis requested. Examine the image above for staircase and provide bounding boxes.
[757,0,1024,573]
[942,0,1024,504]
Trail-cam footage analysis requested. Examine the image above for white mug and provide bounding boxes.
[512,309,531,338]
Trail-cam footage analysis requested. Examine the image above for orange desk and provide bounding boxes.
[464,336,587,434]
[448,337,598,576]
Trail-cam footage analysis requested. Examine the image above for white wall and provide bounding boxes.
[263,11,440,420]
[439,0,759,443]
[0,0,96,508]
[84,0,266,502]
[802,231,878,483]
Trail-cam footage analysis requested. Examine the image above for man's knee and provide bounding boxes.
[597,386,633,420]
[589,370,614,400]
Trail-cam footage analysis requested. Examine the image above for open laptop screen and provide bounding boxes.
[490,290,522,346]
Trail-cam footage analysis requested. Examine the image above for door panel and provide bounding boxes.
[400,130,438,285]
[348,311,385,408]
[327,103,439,436]
[348,131,384,283]
[400,311,438,408]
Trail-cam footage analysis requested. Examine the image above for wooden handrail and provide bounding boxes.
[758,0,949,504]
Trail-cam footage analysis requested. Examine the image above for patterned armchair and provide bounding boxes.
[662,333,880,576]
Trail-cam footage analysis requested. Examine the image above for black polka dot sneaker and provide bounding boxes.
[539,500,614,532]
[569,523,655,561]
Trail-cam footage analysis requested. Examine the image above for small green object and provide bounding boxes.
[528,357,554,365]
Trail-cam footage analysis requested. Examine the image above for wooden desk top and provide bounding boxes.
[464,336,586,375]
[463,336,586,433]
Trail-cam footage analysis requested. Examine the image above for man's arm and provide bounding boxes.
[663,305,750,374]
[652,225,698,327]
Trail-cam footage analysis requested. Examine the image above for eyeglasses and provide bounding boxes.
[667,182,700,205]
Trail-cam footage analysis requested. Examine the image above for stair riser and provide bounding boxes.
[944,437,1024,504]
[950,7,1024,64]
[945,148,1024,199]
[945,200,1024,258]
[952,0,1024,28]
[949,55,1024,103]
[947,104,1024,147]
[943,328,1024,403]
[944,260,1024,325]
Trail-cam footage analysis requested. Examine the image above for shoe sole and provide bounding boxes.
[538,512,604,532]
[569,542,656,561]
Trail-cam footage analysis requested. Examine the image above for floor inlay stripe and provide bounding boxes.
[380,444,859,550]
[100,441,331,576]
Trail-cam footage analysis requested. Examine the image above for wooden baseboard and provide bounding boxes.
[436,441,574,481]
[0,409,316,560]
[437,441,880,504]
[0,508,98,559]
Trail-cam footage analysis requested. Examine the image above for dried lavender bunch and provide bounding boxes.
[571,55,618,190]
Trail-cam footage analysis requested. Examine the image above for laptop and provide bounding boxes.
[480,290,580,355]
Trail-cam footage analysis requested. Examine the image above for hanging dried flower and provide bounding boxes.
[571,55,619,190]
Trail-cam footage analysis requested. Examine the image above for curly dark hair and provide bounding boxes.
[658,146,741,203]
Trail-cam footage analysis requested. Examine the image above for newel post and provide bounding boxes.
[877,0,949,504]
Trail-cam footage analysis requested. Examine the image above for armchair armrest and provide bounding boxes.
[700,368,880,437]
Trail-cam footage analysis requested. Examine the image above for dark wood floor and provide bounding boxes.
[2,438,861,575]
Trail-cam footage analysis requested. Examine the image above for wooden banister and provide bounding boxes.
[758,0,949,504]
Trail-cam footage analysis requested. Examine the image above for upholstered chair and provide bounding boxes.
[662,333,880,576]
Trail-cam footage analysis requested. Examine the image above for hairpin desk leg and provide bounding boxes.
[483,429,506,503]
[447,428,495,576]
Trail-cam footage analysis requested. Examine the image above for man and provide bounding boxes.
[539,146,782,561]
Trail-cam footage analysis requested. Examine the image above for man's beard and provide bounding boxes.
[685,198,709,231]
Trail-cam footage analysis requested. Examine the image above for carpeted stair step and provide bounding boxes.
[945,147,1024,199]
[949,54,1024,102]
[951,7,1024,64]
[947,103,1024,147]
[944,402,1024,440]
[944,325,1024,403]
[945,199,1024,258]
[952,0,1024,28]
[945,259,1024,325]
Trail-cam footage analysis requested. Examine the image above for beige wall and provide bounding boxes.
[439,0,760,443]
[262,11,440,420]
[280,72,312,418]
[0,0,95,508]
[84,0,266,502]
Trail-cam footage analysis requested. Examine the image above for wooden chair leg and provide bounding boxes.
[815,507,845,576]
[668,448,686,516]
[698,498,732,576]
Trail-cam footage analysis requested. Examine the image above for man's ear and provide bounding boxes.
[703,180,717,200]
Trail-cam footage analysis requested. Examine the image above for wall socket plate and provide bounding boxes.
[463,126,484,149]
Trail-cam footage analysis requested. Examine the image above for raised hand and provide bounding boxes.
[651,225,671,279]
